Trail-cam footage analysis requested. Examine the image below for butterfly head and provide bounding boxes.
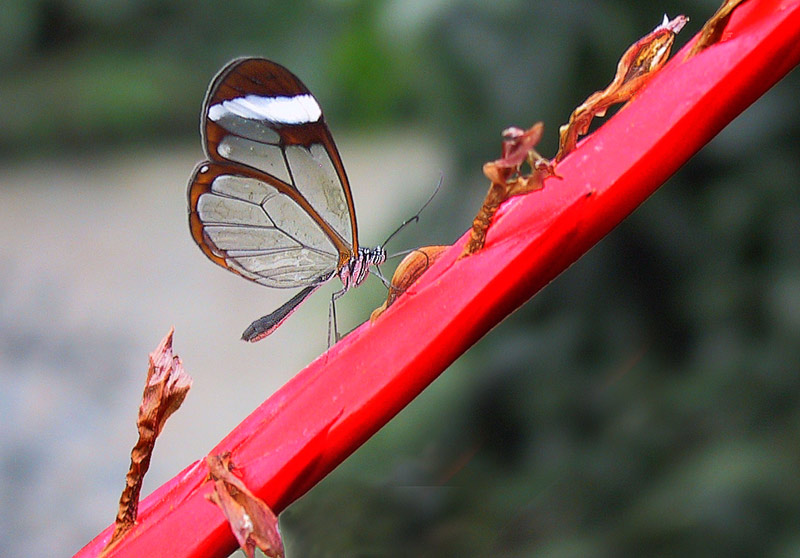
[339,246,387,290]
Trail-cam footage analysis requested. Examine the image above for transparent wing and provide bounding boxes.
[198,57,357,257]
[191,161,346,286]
[188,58,362,288]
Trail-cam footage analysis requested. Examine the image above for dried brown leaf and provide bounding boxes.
[555,14,688,163]
[460,123,556,258]
[102,328,192,554]
[686,0,748,58]
[206,454,284,558]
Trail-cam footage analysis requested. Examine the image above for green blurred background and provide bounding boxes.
[1,1,799,556]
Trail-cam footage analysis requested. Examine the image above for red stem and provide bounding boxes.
[76,2,800,556]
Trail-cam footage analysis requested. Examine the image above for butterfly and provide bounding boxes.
[188,58,387,343]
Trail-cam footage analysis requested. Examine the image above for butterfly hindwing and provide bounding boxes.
[188,162,340,287]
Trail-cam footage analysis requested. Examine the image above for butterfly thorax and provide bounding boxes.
[339,246,386,290]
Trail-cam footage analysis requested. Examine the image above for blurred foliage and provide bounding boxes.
[4,0,800,556]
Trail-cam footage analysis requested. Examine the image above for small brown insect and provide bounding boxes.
[370,245,450,322]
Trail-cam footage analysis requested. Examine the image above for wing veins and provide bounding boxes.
[207,163,349,257]
[203,222,277,230]
[282,146,296,186]
[237,67,272,88]
[215,226,335,259]
[229,243,332,258]
[200,194,338,258]
[204,173,343,248]
[224,83,249,96]
[211,118,282,147]
[207,221,337,258]
[204,188,272,208]
[268,222,337,258]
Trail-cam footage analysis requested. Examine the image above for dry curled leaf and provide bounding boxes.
[102,328,192,554]
[371,245,450,321]
[686,0,748,58]
[460,123,556,258]
[206,453,284,558]
[555,14,689,163]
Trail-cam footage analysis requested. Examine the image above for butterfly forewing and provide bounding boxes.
[188,58,359,289]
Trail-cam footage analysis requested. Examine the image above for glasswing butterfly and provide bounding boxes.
[188,58,387,343]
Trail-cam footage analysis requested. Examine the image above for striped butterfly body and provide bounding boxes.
[188,58,386,342]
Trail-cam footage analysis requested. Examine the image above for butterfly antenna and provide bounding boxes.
[380,173,443,248]
[386,247,417,260]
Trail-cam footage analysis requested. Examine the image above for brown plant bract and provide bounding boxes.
[371,245,450,321]
[206,453,284,558]
[102,328,192,554]
[460,123,556,258]
[554,15,688,163]
[686,0,748,58]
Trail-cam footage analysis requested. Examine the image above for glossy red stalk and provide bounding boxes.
[77,2,800,556]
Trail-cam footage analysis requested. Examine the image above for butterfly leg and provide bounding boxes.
[327,287,348,347]
[373,264,391,289]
